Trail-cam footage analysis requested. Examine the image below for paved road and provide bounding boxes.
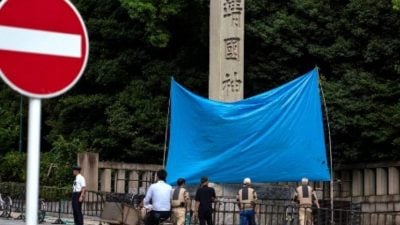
[0,217,73,225]
[0,215,100,225]
[0,218,25,225]
[0,209,102,225]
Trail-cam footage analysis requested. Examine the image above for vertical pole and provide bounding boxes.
[26,98,42,225]
[319,79,334,224]
[162,98,170,168]
[19,95,23,152]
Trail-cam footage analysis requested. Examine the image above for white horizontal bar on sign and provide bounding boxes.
[0,25,82,58]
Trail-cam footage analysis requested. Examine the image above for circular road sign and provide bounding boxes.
[0,0,89,98]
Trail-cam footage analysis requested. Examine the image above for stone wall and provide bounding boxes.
[77,153,162,192]
[333,162,400,199]
[333,162,400,216]
[77,153,325,199]
[78,153,400,216]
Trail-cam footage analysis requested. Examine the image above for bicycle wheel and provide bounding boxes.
[38,199,46,223]
[2,196,13,218]
[0,194,4,210]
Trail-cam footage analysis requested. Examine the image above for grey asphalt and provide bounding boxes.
[0,218,25,225]
[0,215,101,225]
[0,217,73,225]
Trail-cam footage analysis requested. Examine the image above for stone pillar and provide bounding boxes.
[77,152,99,191]
[340,170,351,197]
[332,172,340,198]
[142,171,155,189]
[100,169,112,192]
[363,169,376,196]
[388,167,399,195]
[209,0,244,102]
[376,168,388,195]
[115,169,126,193]
[352,170,363,196]
[396,215,400,225]
[129,171,139,194]
[323,181,330,199]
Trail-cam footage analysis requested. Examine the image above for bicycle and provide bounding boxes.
[38,198,46,223]
[18,198,46,224]
[282,203,297,225]
[0,193,13,218]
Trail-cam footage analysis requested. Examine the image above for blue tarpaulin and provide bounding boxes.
[166,69,330,184]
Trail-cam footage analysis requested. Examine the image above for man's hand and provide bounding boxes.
[79,187,86,203]
[192,211,198,221]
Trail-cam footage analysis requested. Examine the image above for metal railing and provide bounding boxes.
[2,182,400,225]
[0,182,106,217]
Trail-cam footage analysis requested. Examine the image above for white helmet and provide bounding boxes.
[301,177,309,185]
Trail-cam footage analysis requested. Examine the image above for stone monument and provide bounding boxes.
[209,0,244,102]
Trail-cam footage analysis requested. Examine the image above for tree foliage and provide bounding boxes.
[0,0,399,184]
[119,0,185,47]
[244,0,400,163]
[0,84,21,153]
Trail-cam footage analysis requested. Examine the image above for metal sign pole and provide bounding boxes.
[26,98,41,225]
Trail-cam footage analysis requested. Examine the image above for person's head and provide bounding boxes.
[72,165,81,176]
[200,176,208,186]
[301,177,309,185]
[177,178,186,187]
[156,169,167,182]
[243,177,251,186]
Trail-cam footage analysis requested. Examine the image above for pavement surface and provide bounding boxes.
[0,213,103,225]
[0,218,25,225]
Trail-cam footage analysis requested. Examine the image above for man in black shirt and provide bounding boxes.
[195,176,216,225]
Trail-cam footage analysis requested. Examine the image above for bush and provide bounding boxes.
[0,141,80,187]
[0,151,26,183]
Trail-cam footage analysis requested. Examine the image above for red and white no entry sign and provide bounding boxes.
[0,0,89,98]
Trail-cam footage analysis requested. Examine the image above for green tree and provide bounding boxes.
[119,0,185,47]
[0,151,26,182]
[0,84,21,153]
[245,0,400,162]
[394,0,400,10]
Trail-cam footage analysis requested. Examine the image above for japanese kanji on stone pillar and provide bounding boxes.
[209,0,244,102]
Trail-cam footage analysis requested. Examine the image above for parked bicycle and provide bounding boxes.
[17,197,47,224]
[282,203,297,225]
[38,198,46,223]
[0,193,13,218]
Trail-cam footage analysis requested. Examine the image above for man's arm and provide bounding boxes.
[314,200,320,209]
[184,191,191,208]
[211,188,216,202]
[236,191,241,210]
[292,190,299,203]
[253,191,259,214]
[194,189,200,212]
[143,186,153,208]
[312,191,320,208]
[79,176,86,202]
[79,187,86,202]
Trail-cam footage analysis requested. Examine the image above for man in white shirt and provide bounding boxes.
[143,169,172,225]
[72,165,86,225]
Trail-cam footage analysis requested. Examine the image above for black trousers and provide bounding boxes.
[144,210,171,225]
[199,210,213,225]
[72,192,83,225]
